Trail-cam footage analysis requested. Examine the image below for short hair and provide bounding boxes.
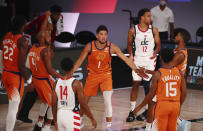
[50,5,62,13]
[160,48,174,63]
[96,25,108,34]
[60,57,74,72]
[175,28,191,43]
[138,8,150,20]
[11,15,26,31]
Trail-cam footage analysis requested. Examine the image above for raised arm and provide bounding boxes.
[41,47,63,79]
[17,37,31,81]
[72,43,91,72]
[133,71,160,115]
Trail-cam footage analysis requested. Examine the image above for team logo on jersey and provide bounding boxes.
[141,37,149,45]
[97,53,106,61]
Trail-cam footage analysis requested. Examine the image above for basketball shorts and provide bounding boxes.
[132,56,156,81]
[2,70,25,100]
[33,76,54,106]
[84,72,112,96]
[152,101,180,131]
[57,109,80,131]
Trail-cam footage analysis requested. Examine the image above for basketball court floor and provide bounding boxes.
[0,87,202,131]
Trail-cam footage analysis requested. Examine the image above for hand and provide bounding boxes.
[91,119,97,129]
[150,53,157,59]
[135,67,149,79]
[27,83,34,92]
[45,11,51,17]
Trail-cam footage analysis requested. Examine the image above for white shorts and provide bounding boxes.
[132,56,156,81]
[57,109,80,131]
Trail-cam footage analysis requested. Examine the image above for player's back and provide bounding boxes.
[55,77,77,110]
[28,44,49,78]
[174,48,187,75]
[157,67,182,102]
[2,32,22,72]
[87,41,112,74]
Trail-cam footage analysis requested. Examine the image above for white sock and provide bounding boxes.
[146,122,151,128]
[37,120,44,127]
[106,122,112,128]
[177,117,182,126]
[130,101,136,111]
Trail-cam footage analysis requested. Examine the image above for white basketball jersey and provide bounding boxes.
[134,25,155,57]
[55,77,76,110]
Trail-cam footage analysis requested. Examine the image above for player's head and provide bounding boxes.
[50,5,62,23]
[96,25,108,44]
[160,48,174,64]
[159,0,168,6]
[175,28,191,44]
[11,15,27,33]
[60,57,74,73]
[138,8,151,25]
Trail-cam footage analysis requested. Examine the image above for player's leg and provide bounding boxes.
[151,102,168,131]
[167,102,180,131]
[100,73,113,130]
[2,72,24,131]
[57,109,66,131]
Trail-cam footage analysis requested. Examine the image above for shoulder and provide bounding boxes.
[153,70,161,80]
[17,36,29,48]
[129,26,135,34]
[72,79,83,89]
[151,6,158,12]
[166,6,173,13]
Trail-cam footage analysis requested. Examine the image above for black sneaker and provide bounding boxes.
[17,117,33,123]
[136,110,147,121]
[126,111,135,122]
[33,124,42,131]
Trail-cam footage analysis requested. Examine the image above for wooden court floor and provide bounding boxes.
[0,87,203,131]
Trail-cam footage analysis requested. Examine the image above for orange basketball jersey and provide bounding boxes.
[2,32,22,72]
[87,41,112,74]
[157,67,182,102]
[28,44,49,78]
[174,48,187,75]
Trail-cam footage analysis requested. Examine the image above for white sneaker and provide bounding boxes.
[180,120,191,131]
[42,125,52,131]
[145,123,151,131]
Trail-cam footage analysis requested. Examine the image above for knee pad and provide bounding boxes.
[39,103,48,117]
[103,91,113,118]
[47,106,53,120]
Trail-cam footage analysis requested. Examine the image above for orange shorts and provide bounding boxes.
[33,76,54,106]
[2,70,25,100]
[152,101,180,131]
[84,72,112,96]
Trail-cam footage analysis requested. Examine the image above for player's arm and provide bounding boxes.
[18,37,31,81]
[151,27,161,59]
[52,81,58,123]
[41,47,63,79]
[170,52,185,67]
[40,11,51,31]
[180,71,187,106]
[72,43,91,73]
[170,23,174,40]
[127,27,135,58]
[73,80,97,128]
[133,71,160,115]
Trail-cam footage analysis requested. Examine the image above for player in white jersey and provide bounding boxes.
[52,57,97,131]
[126,8,161,130]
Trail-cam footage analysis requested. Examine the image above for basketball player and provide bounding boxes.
[52,57,97,131]
[126,8,161,125]
[133,48,187,131]
[27,12,63,131]
[71,25,147,131]
[1,16,33,131]
[144,28,191,131]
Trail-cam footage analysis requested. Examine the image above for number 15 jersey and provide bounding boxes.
[157,67,182,102]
